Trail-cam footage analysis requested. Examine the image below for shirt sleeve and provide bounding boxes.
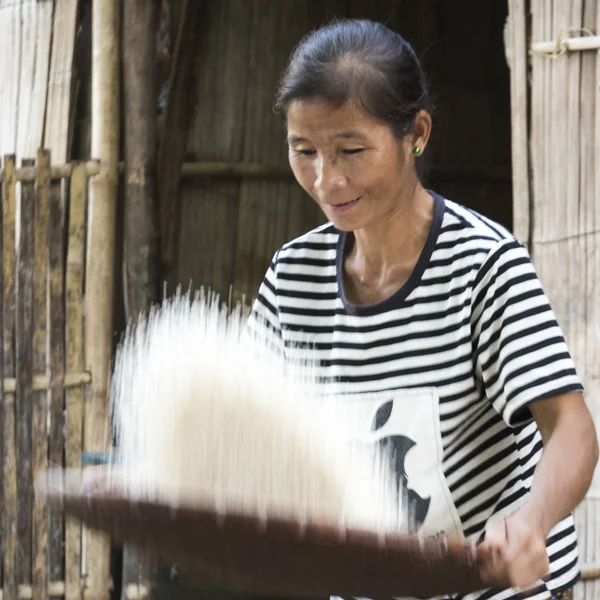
[246,251,285,354]
[471,238,584,427]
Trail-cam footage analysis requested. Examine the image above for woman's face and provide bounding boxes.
[286,99,429,232]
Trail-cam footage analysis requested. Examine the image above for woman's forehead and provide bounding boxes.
[286,99,384,141]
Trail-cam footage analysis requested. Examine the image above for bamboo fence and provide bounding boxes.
[508,0,600,598]
[0,151,96,600]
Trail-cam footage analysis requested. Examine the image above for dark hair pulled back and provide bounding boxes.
[275,19,431,141]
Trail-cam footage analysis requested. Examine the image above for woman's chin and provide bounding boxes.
[322,208,364,232]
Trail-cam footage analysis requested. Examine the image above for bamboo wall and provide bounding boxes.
[0,152,91,600]
[171,0,513,303]
[508,0,600,597]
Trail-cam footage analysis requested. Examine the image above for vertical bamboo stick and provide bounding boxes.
[45,21,79,585]
[84,1,120,597]
[48,172,66,584]
[32,149,50,600]
[2,154,18,600]
[0,4,21,156]
[43,0,80,164]
[16,158,35,590]
[16,2,53,159]
[0,155,3,597]
[45,15,80,583]
[507,0,531,247]
[65,163,86,600]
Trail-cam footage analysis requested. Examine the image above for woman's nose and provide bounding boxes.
[315,158,347,192]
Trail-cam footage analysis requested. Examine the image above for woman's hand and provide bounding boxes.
[80,465,125,495]
[478,507,550,589]
[477,391,597,591]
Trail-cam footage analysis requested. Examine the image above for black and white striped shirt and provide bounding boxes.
[249,193,583,600]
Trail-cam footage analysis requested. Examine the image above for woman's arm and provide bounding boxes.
[524,391,598,534]
[480,391,598,589]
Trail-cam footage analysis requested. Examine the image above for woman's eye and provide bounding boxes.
[295,149,316,156]
[342,148,365,155]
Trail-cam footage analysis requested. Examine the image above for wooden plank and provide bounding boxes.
[2,154,18,600]
[16,158,35,588]
[234,0,305,300]
[507,0,531,247]
[16,1,53,159]
[529,2,599,599]
[48,175,66,582]
[43,0,80,163]
[158,0,203,278]
[32,150,49,600]
[65,163,86,600]
[174,182,240,299]
[0,2,21,155]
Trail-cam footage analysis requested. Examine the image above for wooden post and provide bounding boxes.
[16,158,35,591]
[122,0,160,595]
[48,159,66,588]
[123,0,160,318]
[65,164,87,600]
[32,149,50,600]
[84,0,120,598]
[0,155,4,598]
[2,155,18,600]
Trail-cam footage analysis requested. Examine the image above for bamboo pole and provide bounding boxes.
[16,159,35,589]
[507,0,531,248]
[0,156,4,597]
[43,0,80,164]
[0,162,99,183]
[3,373,90,394]
[123,0,160,318]
[84,1,120,598]
[47,158,66,584]
[32,149,50,600]
[531,34,600,54]
[43,5,80,582]
[122,0,160,594]
[2,154,18,600]
[65,163,87,600]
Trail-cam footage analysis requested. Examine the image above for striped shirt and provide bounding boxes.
[248,193,583,600]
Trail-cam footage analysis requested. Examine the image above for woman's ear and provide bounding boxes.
[412,110,432,152]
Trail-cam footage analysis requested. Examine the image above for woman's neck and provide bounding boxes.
[343,185,435,304]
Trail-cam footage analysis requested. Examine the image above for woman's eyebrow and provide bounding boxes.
[335,131,367,140]
[287,131,366,144]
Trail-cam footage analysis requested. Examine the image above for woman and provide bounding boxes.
[247,18,598,600]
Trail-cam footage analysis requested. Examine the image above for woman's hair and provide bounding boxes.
[275,19,431,141]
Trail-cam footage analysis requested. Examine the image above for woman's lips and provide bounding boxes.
[329,197,361,213]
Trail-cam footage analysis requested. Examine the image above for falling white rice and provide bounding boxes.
[108,290,404,534]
